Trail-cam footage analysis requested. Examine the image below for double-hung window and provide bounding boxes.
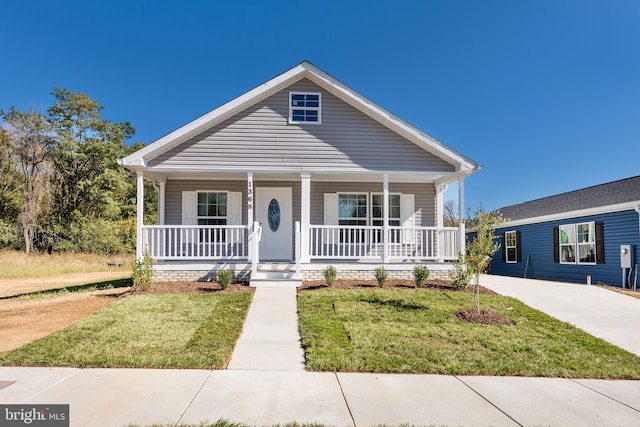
[338,193,367,243]
[577,222,596,263]
[337,193,404,243]
[197,192,227,242]
[338,193,368,226]
[372,194,401,242]
[504,231,519,263]
[556,221,601,265]
[290,92,321,123]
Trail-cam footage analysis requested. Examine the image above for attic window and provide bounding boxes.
[289,92,321,124]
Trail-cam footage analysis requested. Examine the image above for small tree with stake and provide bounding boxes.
[465,208,504,313]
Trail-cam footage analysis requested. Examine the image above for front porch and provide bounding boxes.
[143,221,463,284]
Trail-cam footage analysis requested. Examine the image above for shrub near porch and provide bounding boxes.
[297,289,640,378]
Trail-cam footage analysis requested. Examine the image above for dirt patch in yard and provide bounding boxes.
[0,288,128,355]
[454,308,514,326]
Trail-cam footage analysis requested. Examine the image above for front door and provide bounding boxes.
[256,187,293,261]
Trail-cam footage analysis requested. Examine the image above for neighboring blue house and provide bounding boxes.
[488,176,640,288]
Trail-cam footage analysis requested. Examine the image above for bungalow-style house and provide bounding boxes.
[119,61,479,285]
[490,176,640,288]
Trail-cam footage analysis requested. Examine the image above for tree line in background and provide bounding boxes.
[0,88,157,254]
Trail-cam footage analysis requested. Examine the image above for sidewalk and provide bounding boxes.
[1,280,640,426]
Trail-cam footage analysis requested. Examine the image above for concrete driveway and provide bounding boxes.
[480,274,640,356]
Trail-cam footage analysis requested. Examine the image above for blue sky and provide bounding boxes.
[2,0,639,213]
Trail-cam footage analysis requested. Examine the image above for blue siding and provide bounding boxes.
[485,209,640,287]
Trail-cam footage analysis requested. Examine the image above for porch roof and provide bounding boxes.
[134,169,464,184]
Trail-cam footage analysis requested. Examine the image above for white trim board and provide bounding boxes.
[498,201,640,228]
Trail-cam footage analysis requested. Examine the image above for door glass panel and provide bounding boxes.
[268,199,280,232]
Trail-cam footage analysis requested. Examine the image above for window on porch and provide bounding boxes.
[197,192,228,242]
[338,193,367,242]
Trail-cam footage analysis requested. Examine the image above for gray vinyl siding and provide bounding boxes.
[165,180,248,225]
[166,180,435,228]
[150,79,454,173]
[310,182,436,227]
[165,179,301,255]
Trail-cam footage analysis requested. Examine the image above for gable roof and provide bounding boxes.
[497,175,640,225]
[120,61,478,176]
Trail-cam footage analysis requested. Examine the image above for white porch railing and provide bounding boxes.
[309,225,459,261]
[143,224,460,262]
[143,225,249,260]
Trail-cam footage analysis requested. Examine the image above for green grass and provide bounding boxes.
[0,292,251,369]
[298,289,640,378]
[0,250,132,279]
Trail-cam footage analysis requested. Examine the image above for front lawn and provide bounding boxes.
[0,292,251,369]
[298,288,640,378]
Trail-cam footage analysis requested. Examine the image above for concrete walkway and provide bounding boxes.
[479,274,640,356]
[228,287,305,370]
[1,281,640,426]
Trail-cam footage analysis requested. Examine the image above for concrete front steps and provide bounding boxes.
[249,263,302,288]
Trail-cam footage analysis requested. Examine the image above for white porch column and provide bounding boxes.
[383,174,389,263]
[458,177,466,257]
[157,180,166,225]
[436,183,447,262]
[136,170,145,259]
[301,172,311,263]
[436,184,447,229]
[247,172,254,262]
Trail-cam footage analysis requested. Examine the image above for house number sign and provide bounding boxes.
[247,180,253,210]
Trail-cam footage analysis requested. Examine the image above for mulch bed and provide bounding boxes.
[454,308,514,326]
[131,282,252,295]
[597,284,640,300]
[299,279,498,295]
[132,279,511,325]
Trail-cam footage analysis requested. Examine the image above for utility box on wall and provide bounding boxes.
[620,245,632,269]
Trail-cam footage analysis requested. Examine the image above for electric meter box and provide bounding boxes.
[620,245,632,269]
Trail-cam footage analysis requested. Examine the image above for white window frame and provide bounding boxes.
[576,221,597,264]
[505,231,517,263]
[337,193,368,226]
[371,193,401,227]
[289,92,322,124]
[559,222,596,265]
[196,191,229,225]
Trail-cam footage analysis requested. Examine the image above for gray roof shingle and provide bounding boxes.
[497,176,640,221]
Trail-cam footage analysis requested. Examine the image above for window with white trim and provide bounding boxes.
[505,231,518,263]
[197,192,228,226]
[559,222,596,264]
[372,194,401,227]
[338,193,367,226]
[290,92,321,123]
[373,193,401,242]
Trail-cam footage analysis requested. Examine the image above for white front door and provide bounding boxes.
[256,187,293,261]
